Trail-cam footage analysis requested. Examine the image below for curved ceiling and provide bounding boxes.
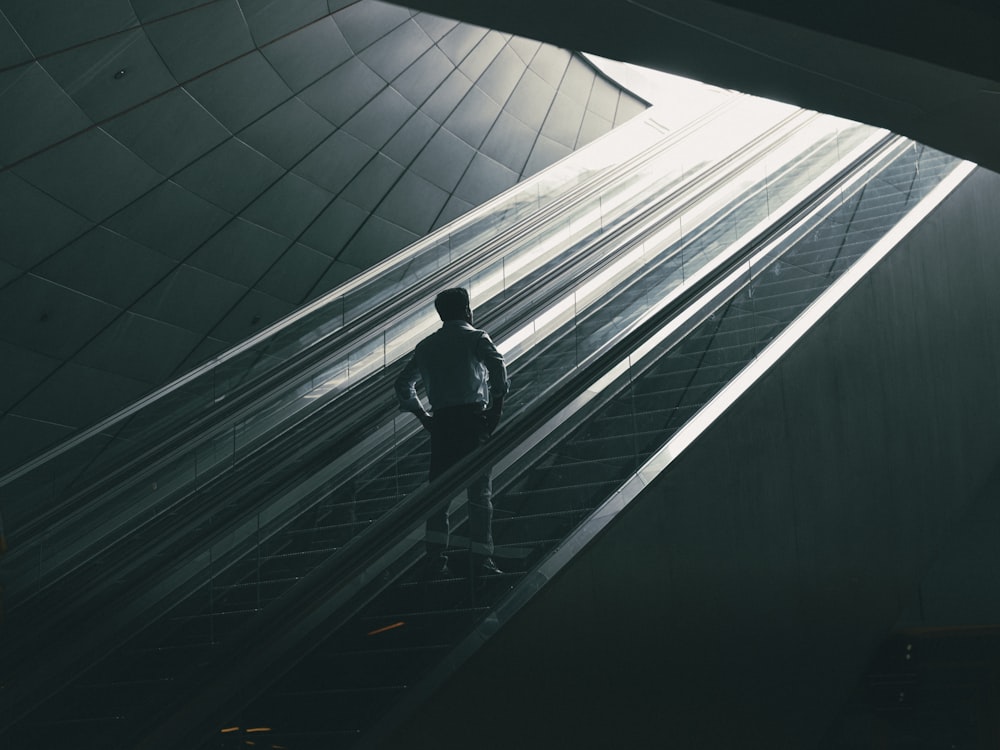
[0,0,647,473]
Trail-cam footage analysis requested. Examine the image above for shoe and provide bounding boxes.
[477,557,502,575]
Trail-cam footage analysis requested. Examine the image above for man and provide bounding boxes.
[395,288,510,578]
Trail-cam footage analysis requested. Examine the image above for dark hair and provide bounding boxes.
[434,287,470,321]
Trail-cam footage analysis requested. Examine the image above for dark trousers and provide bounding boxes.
[426,403,493,561]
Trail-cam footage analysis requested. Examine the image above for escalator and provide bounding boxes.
[1,97,863,737]
[0,94,789,609]
[140,141,965,750]
[0,105,969,747]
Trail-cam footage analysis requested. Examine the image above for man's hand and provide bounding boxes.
[485,403,502,436]
[415,410,433,433]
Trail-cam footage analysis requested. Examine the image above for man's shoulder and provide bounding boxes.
[437,321,490,339]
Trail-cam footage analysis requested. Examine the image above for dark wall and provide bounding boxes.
[381,167,1000,749]
[401,0,1000,177]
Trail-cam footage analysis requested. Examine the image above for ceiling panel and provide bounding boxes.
[392,45,455,107]
[0,259,17,287]
[74,311,202,383]
[299,197,369,258]
[340,152,405,210]
[504,69,557,131]
[508,36,542,65]
[240,0,329,45]
[0,0,137,57]
[341,85,417,151]
[381,109,438,165]
[293,129,375,194]
[0,9,31,68]
[524,132,573,176]
[421,68,474,123]
[376,170,450,235]
[458,29,507,81]
[326,0,361,12]
[310,257,363,299]
[209,289,295,343]
[173,334,235,375]
[586,75,622,122]
[184,52,294,132]
[0,63,92,166]
[261,16,353,92]
[0,414,75,473]
[34,226,175,308]
[144,0,254,82]
[615,94,647,125]
[174,138,285,213]
[188,218,292,286]
[15,360,148,436]
[0,273,121,360]
[12,127,163,222]
[129,0,209,23]
[131,264,248,336]
[528,44,571,88]
[103,180,232,261]
[437,22,488,65]
[0,339,62,412]
[409,126,475,192]
[102,88,230,176]
[541,91,586,148]
[477,45,528,106]
[479,110,536,175]
[338,213,418,268]
[358,18,434,81]
[256,243,332,304]
[433,194,474,230]
[241,172,334,239]
[561,56,597,103]
[0,171,93,270]
[577,108,615,148]
[445,85,502,149]
[239,96,336,169]
[40,28,175,122]
[299,56,386,125]
[411,11,458,42]
[333,0,411,51]
[453,151,518,206]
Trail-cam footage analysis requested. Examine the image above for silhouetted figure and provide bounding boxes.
[395,288,510,578]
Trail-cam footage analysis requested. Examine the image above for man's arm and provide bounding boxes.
[477,333,510,434]
[394,352,433,432]
[485,394,504,434]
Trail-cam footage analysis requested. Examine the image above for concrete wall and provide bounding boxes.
[382,166,1000,749]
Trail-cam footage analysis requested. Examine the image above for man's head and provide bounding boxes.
[434,287,472,323]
